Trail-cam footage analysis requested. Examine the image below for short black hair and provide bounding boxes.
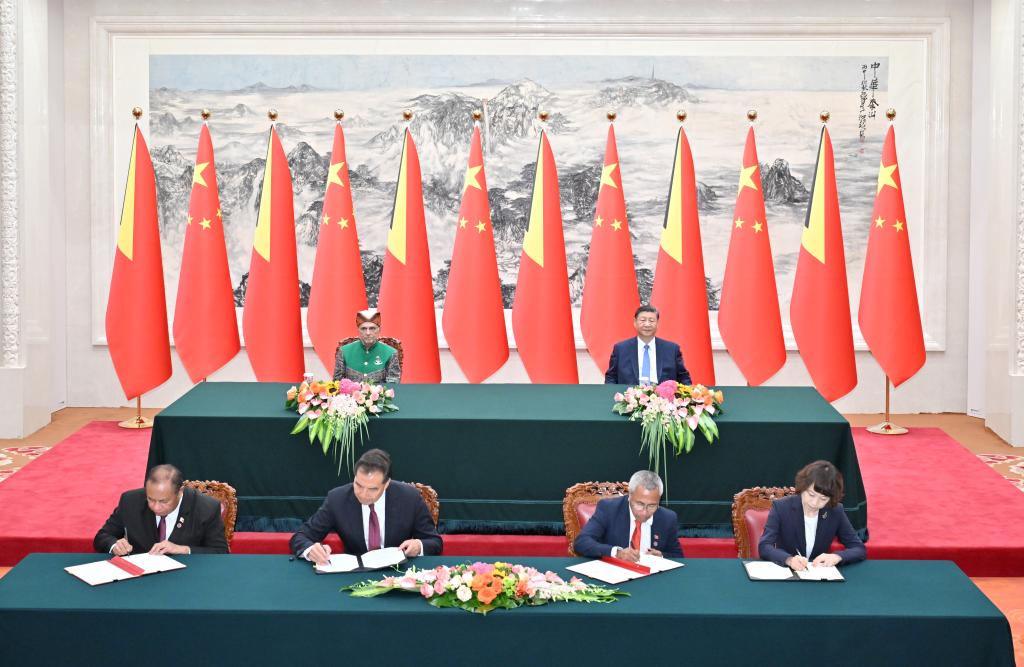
[794,460,844,508]
[634,304,659,319]
[355,448,391,481]
[146,464,184,492]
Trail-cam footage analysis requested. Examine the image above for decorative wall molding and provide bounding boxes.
[0,0,18,368]
[1017,0,1024,374]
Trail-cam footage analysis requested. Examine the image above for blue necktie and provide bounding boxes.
[641,344,651,383]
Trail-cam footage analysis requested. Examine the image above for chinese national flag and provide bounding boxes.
[307,123,368,374]
[377,129,442,382]
[442,125,509,382]
[172,124,240,383]
[858,125,925,386]
[580,124,640,373]
[511,131,579,383]
[105,125,172,399]
[718,127,785,385]
[241,125,304,381]
[790,127,857,401]
[650,126,715,385]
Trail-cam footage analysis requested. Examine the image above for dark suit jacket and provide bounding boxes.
[758,494,866,566]
[93,487,228,554]
[289,481,442,557]
[573,496,683,558]
[604,337,692,385]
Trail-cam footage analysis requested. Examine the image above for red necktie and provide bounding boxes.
[158,515,167,542]
[367,505,381,551]
[631,519,641,551]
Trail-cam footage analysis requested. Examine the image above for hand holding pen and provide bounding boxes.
[788,548,809,571]
[111,527,133,557]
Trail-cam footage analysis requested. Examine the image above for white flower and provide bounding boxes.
[456,585,473,602]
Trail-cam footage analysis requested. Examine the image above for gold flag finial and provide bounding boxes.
[607,110,617,122]
[819,110,831,123]
[131,106,143,120]
[334,109,345,121]
[886,108,896,121]
[403,109,413,121]
[268,108,279,122]
[472,109,482,121]
[200,108,211,121]
[747,109,758,122]
[538,110,550,122]
[676,109,687,123]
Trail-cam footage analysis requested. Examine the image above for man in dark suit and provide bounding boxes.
[94,464,228,555]
[574,470,683,561]
[291,448,442,564]
[604,305,691,385]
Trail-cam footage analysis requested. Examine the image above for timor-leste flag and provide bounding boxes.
[650,126,715,385]
[858,125,925,386]
[580,124,640,373]
[718,126,785,386]
[105,125,172,399]
[307,123,368,374]
[790,127,857,401]
[511,131,579,383]
[241,125,304,381]
[377,129,442,383]
[172,124,240,383]
[442,125,508,383]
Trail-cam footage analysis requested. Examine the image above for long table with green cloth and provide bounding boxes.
[147,382,866,536]
[0,554,1013,666]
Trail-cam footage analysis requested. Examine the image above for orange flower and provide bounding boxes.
[309,381,323,394]
[286,388,297,401]
[471,573,493,591]
[714,390,724,404]
[477,586,498,605]
[515,578,531,598]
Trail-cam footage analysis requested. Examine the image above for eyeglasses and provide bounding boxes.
[630,500,661,512]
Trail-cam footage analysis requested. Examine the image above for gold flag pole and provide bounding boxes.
[119,396,154,429]
[866,377,908,435]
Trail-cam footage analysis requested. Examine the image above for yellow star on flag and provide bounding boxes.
[192,162,209,188]
[877,162,898,194]
[463,164,482,193]
[611,219,622,231]
[595,216,604,227]
[199,217,212,230]
[216,207,222,219]
[600,163,619,190]
[328,161,346,189]
[734,218,745,229]
[321,214,330,226]
[475,221,486,233]
[339,218,349,229]
[737,164,758,194]
[874,216,886,229]
[187,214,193,226]
[894,220,904,232]
[753,221,763,233]
[459,217,468,229]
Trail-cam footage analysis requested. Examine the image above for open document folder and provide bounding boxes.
[314,547,407,574]
[566,553,684,585]
[65,554,186,586]
[743,560,844,582]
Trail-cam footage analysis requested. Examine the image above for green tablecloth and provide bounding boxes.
[0,554,1012,666]
[147,383,866,535]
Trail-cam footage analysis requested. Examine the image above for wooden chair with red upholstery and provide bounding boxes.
[731,486,797,559]
[562,481,628,556]
[336,336,404,371]
[412,482,440,528]
[183,479,238,550]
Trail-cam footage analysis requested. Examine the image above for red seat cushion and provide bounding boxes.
[743,508,770,559]
[576,502,598,529]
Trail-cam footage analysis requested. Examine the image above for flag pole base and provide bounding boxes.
[866,421,908,436]
[117,415,153,429]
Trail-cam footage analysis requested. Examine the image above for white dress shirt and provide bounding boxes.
[803,515,818,558]
[636,337,658,384]
[611,506,653,557]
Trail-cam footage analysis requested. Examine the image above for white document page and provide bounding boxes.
[566,560,645,585]
[64,561,136,586]
[795,565,844,581]
[638,553,684,573]
[315,554,360,573]
[122,554,186,574]
[360,547,405,570]
[744,561,796,581]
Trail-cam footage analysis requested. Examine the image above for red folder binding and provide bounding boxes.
[600,556,651,575]
[109,556,145,577]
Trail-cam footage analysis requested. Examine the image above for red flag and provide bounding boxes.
[377,129,442,382]
[105,125,172,399]
[241,125,304,381]
[172,124,240,383]
[718,127,785,385]
[650,127,715,385]
[790,127,857,401]
[511,131,579,383]
[307,123,368,374]
[580,124,640,372]
[442,125,509,382]
[858,125,925,386]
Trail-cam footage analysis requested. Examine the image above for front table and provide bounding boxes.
[148,383,866,535]
[0,554,1012,666]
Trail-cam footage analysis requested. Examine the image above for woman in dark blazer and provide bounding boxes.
[758,460,866,570]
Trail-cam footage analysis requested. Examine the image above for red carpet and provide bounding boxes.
[1,422,1022,575]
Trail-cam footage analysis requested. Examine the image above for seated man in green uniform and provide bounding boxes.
[333,309,402,383]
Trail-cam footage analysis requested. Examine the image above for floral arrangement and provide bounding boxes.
[285,379,398,474]
[613,381,724,490]
[345,561,625,614]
